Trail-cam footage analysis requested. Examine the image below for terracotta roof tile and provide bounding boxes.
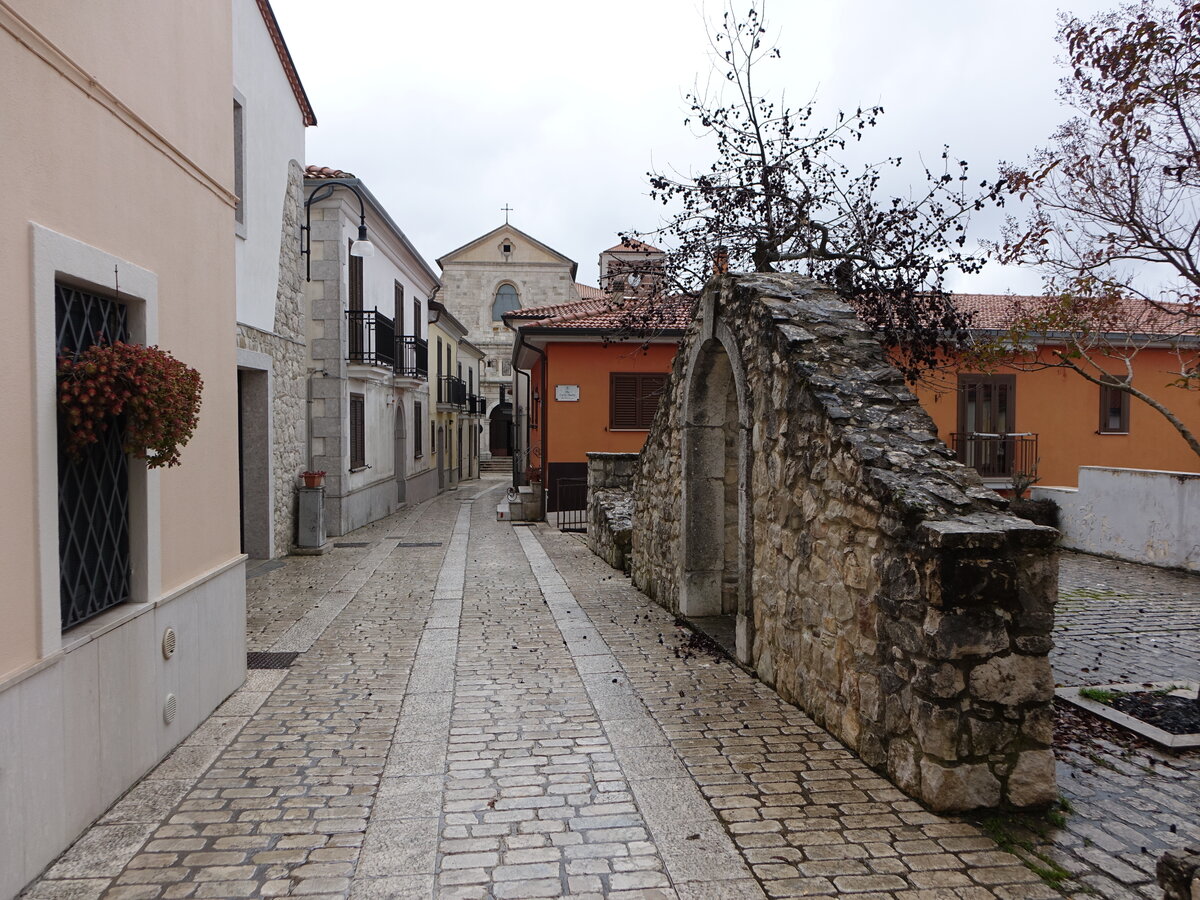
[506,293,694,333]
[575,283,605,300]
[954,293,1195,336]
[304,165,356,179]
[602,238,662,254]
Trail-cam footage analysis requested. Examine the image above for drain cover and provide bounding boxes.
[247,651,300,669]
[333,541,371,548]
[394,541,442,547]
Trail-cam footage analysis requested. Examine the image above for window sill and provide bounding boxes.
[608,427,651,432]
[349,465,370,473]
[1097,431,1130,436]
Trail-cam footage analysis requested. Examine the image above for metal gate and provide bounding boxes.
[556,477,587,533]
[56,283,132,629]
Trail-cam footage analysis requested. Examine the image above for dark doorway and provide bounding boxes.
[489,402,512,457]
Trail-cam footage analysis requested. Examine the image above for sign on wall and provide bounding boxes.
[555,384,580,402]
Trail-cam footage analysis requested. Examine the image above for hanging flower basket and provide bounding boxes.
[301,470,326,488]
[57,341,204,469]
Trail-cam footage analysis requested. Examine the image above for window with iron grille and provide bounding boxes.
[56,283,132,630]
[349,392,366,469]
[1099,377,1130,433]
[414,401,423,457]
[610,373,667,430]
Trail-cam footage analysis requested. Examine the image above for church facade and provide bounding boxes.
[436,224,592,461]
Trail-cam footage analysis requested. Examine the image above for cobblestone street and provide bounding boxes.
[19,477,1200,899]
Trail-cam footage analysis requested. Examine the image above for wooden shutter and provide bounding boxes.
[413,401,423,456]
[349,240,363,311]
[350,393,366,469]
[637,374,667,428]
[611,373,667,429]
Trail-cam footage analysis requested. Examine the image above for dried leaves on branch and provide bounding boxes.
[984,0,1200,458]
[622,5,1002,381]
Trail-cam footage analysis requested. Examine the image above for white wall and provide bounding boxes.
[1034,466,1200,571]
[233,0,307,332]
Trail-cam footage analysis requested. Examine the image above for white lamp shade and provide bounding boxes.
[350,239,375,258]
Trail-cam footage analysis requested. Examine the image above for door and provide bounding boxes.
[957,375,1016,476]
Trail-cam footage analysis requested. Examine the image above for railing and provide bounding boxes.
[438,375,467,408]
[466,394,486,415]
[346,309,395,369]
[556,477,588,533]
[950,433,1038,480]
[396,336,428,379]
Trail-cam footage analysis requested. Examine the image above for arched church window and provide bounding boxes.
[492,283,519,320]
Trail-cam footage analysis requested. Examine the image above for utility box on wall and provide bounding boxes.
[297,486,326,550]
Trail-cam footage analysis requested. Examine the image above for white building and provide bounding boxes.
[303,167,441,534]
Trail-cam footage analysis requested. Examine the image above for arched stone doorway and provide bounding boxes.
[489,402,512,457]
[393,405,406,505]
[680,332,753,665]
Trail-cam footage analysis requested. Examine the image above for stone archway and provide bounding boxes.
[680,331,753,665]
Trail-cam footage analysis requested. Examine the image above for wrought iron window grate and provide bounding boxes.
[57,284,132,630]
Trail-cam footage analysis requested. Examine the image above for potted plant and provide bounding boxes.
[57,341,203,468]
[300,470,326,488]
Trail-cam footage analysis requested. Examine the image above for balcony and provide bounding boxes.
[950,432,1038,480]
[346,309,395,369]
[466,394,486,415]
[345,310,428,379]
[396,336,428,379]
[438,375,467,408]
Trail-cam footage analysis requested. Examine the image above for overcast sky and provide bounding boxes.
[273,0,1114,294]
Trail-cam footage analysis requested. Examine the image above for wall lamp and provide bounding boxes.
[301,180,375,282]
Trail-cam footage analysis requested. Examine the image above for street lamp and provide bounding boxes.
[300,180,376,281]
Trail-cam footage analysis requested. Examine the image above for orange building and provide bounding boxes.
[913,294,1200,489]
[507,295,693,509]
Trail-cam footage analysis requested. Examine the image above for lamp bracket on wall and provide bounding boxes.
[300,180,376,282]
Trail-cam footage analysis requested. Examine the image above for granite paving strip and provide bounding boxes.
[531,525,1057,900]
[515,527,764,898]
[427,494,680,899]
[19,490,460,900]
[352,498,473,898]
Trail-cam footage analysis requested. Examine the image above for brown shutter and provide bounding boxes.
[349,240,363,311]
[350,393,366,468]
[611,375,639,428]
[637,374,667,428]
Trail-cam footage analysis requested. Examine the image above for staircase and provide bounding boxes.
[479,458,513,475]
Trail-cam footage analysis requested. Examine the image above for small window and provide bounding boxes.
[394,282,405,330]
[233,99,245,230]
[611,373,667,430]
[413,298,421,339]
[492,284,519,320]
[349,393,366,469]
[1099,377,1130,433]
[502,243,512,254]
[349,239,363,311]
[414,401,423,456]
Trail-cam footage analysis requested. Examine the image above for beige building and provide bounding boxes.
[428,299,485,490]
[1,2,245,893]
[436,224,592,462]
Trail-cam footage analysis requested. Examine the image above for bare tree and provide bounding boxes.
[623,4,1002,381]
[987,0,1200,458]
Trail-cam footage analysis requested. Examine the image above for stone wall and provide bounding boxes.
[630,274,1059,811]
[586,452,637,572]
[1157,846,1200,899]
[236,160,307,557]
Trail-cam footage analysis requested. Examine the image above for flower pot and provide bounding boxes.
[302,473,324,488]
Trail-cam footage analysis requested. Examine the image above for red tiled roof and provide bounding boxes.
[602,238,662,254]
[256,0,316,127]
[954,293,1196,336]
[305,165,356,180]
[575,283,604,300]
[506,293,694,332]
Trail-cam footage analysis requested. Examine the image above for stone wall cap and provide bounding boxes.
[586,451,641,459]
[919,512,1059,549]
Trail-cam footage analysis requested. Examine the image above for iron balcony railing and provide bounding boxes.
[438,375,467,408]
[950,432,1038,480]
[466,394,486,415]
[346,309,395,369]
[396,336,428,379]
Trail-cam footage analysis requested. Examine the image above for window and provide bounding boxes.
[394,281,405,330]
[414,401,423,457]
[413,298,422,338]
[349,239,363,311]
[492,283,519,320]
[436,337,442,378]
[349,393,366,469]
[233,99,245,232]
[611,373,667,430]
[1099,377,1130,433]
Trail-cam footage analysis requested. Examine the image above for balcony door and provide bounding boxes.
[957,375,1016,476]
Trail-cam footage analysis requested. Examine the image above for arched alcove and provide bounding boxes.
[681,333,753,664]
